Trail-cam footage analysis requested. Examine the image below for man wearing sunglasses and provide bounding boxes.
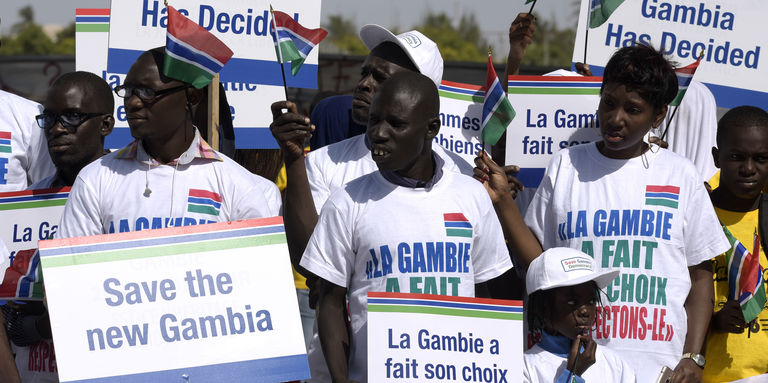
[58,47,280,238]
[0,71,115,383]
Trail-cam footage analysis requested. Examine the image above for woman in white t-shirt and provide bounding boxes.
[475,44,729,383]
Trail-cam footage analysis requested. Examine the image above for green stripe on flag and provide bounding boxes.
[0,199,67,211]
[76,24,110,32]
[507,87,600,95]
[368,304,522,320]
[163,56,214,89]
[645,198,678,209]
[669,89,687,107]
[438,90,485,103]
[446,228,473,238]
[482,98,516,146]
[0,146,11,153]
[589,0,626,28]
[187,204,220,216]
[41,233,286,268]
[742,283,767,323]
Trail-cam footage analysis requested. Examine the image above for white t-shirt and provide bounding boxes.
[300,169,512,383]
[12,340,58,383]
[657,80,718,182]
[59,132,281,237]
[524,143,729,383]
[306,134,474,214]
[524,342,636,383]
[0,90,55,191]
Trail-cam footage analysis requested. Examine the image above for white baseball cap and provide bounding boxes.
[526,248,620,295]
[359,25,444,88]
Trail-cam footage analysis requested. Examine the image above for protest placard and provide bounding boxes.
[0,188,69,275]
[504,75,602,188]
[573,0,768,110]
[367,292,523,383]
[39,217,309,382]
[437,81,484,164]
[76,7,290,149]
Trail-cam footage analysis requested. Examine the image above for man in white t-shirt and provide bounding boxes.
[300,71,512,383]
[0,71,116,383]
[58,48,280,238]
[0,90,55,192]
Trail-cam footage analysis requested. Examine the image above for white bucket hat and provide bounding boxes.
[526,247,620,295]
[359,25,444,88]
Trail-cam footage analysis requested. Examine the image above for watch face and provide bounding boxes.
[692,354,705,367]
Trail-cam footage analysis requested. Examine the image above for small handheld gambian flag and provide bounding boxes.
[481,54,515,146]
[723,227,766,323]
[164,5,234,89]
[0,249,44,300]
[669,56,702,107]
[588,0,626,28]
[270,7,328,76]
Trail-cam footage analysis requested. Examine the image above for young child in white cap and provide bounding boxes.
[524,247,636,383]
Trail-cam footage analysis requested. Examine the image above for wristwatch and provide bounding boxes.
[682,353,706,368]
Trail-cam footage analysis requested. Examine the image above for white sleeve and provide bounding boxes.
[58,175,103,238]
[24,104,55,185]
[524,156,559,250]
[306,153,330,215]
[471,192,512,283]
[299,197,354,288]
[683,179,730,266]
[233,175,282,219]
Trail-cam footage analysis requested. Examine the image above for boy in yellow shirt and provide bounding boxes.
[705,105,768,382]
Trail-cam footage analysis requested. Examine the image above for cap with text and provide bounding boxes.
[359,25,444,88]
[526,247,619,295]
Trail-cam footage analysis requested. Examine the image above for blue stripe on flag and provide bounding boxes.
[482,81,505,124]
[276,28,315,58]
[590,0,601,11]
[728,244,747,300]
[444,221,472,228]
[644,192,679,200]
[187,197,222,209]
[40,225,285,257]
[0,194,68,203]
[677,74,693,88]
[166,37,222,74]
[0,139,11,146]
[107,48,318,88]
[66,354,309,383]
[367,298,523,313]
[76,17,109,22]
[17,254,39,298]
[438,86,483,96]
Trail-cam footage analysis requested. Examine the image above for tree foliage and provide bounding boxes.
[324,15,369,56]
[1,6,75,56]
[522,18,576,68]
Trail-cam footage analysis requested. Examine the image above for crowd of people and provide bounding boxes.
[0,11,765,383]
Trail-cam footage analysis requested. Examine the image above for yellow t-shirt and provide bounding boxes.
[703,207,768,382]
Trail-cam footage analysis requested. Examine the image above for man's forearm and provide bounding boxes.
[683,261,714,354]
[0,315,20,383]
[317,282,352,382]
[283,157,319,272]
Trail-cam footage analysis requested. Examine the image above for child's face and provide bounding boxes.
[598,83,667,159]
[545,282,597,340]
[713,125,768,200]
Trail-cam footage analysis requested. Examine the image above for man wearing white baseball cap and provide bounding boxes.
[524,247,637,383]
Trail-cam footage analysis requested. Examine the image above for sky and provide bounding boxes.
[0,0,578,54]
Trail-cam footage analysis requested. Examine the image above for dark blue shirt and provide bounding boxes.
[309,95,367,150]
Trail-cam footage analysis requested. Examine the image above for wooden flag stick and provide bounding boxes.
[207,74,220,150]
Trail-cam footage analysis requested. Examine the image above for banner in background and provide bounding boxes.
[367,292,523,383]
[505,76,602,188]
[39,218,309,382]
[573,0,768,110]
[437,81,484,165]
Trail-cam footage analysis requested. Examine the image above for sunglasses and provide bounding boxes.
[36,111,107,132]
[114,84,189,103]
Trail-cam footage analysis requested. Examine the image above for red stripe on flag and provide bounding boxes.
[188,189,222,202]
[167,6,233,65]
[0,132,11,139]
[272,10,328,45]
[76,8,110,16]
[646,185,680,194]
[444,213,469,222]
[440,80,483,91]
[368,292,523,307]
[508,75,604,83]
[739,234,762,298]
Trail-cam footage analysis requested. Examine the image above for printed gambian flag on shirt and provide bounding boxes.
[187,189,221,216]
[164,5,233,89]
[0,132,11,153]
[444,213,472,238]
[645,185,679,209]
[723,227,766,323]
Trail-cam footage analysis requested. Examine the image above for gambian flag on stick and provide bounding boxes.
[723,227,767,323]
[164,5,234,89]
[270,7,328,76]
[669,55,702,106]
[588,0,626,28]
[481,53,516,146]
[0,249,44,300]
